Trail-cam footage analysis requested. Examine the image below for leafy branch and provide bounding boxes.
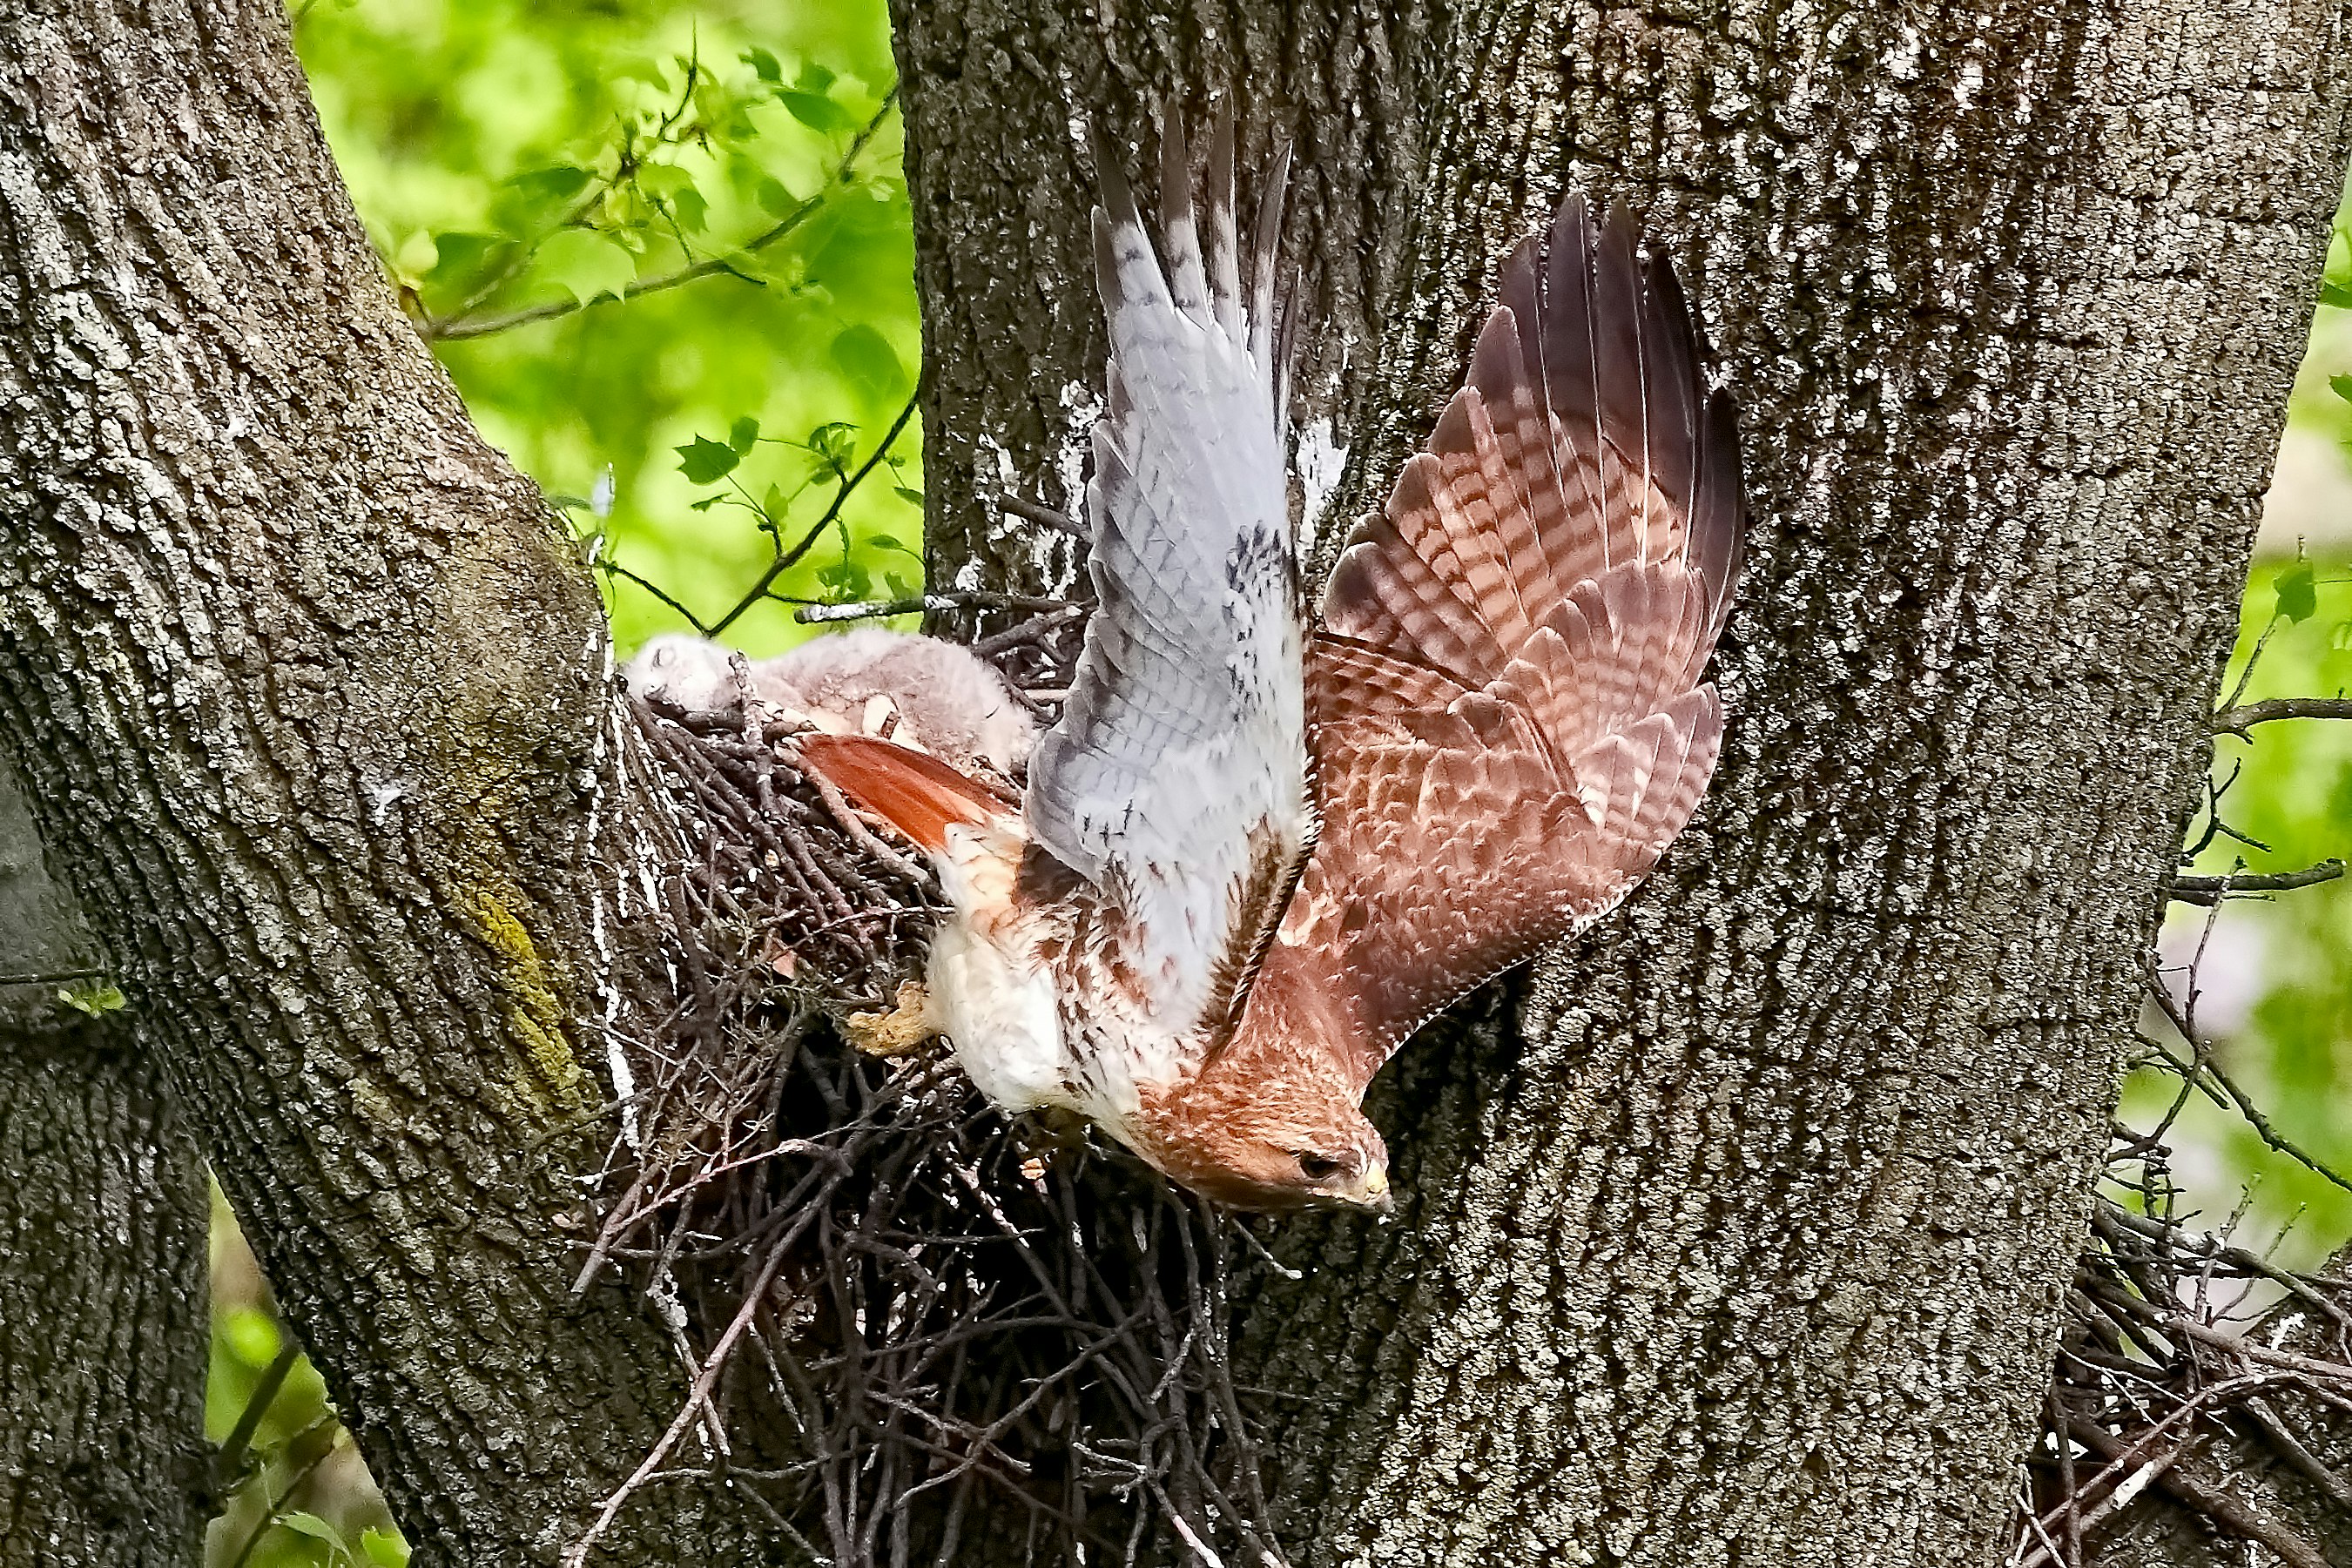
[414,58,898,343]
[707,393,920,636]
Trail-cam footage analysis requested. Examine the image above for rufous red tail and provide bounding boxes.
[796,733,1012,852]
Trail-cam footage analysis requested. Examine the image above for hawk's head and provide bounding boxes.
[1131,1052,1392,1214]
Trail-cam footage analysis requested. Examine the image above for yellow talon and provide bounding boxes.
[846,979,937,1058]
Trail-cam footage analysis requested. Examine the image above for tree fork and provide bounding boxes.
[0,0,2344,1563]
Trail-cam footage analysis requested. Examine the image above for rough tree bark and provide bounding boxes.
[0,759,207,1568]
[1,0,2348,1566]
[0,2,776,1562]
[892,2,2352,1563]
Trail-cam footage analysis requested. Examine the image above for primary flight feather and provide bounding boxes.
[800,114,1745,1212]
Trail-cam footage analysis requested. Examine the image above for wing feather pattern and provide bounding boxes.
[1252,195,1745,1090]
[1025,113,1311,1033]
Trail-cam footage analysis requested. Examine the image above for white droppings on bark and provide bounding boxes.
[1055,379,1102,513]
[1295,414,1349,559]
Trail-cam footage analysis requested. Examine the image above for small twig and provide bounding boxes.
[212,1337,306,1489]
[2072,1417,2330,1568]
[601,557,715,636]
[223,1419,341,1568]
[0,966,106,987]
[2144,979,2352,1195]
[569,1245,792,1566]
[796,590,1068,625]
[994,492,1087,536]
[2218,619,2281,713]
[972,603,1088,659]
[2213,697,2352,737]
[2166,858,2344,905]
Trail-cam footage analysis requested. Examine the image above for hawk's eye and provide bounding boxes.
[1294,1152,1344,1181]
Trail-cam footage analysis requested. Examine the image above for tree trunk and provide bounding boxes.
[892,2,2352,1562]
[0,760,208,1568]
[0,2,768,1562]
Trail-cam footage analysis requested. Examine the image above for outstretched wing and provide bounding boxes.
[1254,195,1745,1092]
[1024,115,1313,1032]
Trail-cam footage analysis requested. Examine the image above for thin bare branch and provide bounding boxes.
[2167,858,2345,905]
[2214,697,2352,737]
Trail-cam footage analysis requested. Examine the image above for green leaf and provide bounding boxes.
[2322,281,2352,310]
[745,47,783,85]
[534,229,637,306]
[57,979,126,1016]
[805,421,857,477]
[2333,373,2352,403]
[504,165,591,205]
[2275,563,2318,624]
[423,232,499,286]
[893,486,926,508]
[780,89,854,133]
[729,416,761,453]
[280,1512,353,1561]
[613,57,670,91]
[677,437,742,485]
[794,61,838,94]
[671,185,708,233]
[830,324,903,394]
[754,177,804,219]
[360,1529,409,1568]
[816,558,873,601]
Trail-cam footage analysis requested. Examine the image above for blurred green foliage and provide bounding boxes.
[298,0,921,658]
[215,3,2352,1563]
[206,1184,401,1567]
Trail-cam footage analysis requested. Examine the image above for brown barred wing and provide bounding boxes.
[1263,195,1743,1092]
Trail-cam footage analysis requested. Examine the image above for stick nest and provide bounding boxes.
[574,609,1289,1568]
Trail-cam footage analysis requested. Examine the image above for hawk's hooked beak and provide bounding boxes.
[1338,1164,1393,1217]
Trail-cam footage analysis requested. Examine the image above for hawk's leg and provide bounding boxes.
[846,979,938,1058]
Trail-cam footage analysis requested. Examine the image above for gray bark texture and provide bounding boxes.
[0,1,768,1563]
[890,2,2352,1564]
[0,759,208,1567]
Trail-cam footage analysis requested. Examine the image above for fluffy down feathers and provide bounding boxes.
[625,627,1035,781]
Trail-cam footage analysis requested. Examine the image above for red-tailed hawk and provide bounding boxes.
[801,117,1744,1212]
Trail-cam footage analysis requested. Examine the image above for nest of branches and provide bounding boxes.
[570,605,1288,1568]
[2014,896,2352,1568]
